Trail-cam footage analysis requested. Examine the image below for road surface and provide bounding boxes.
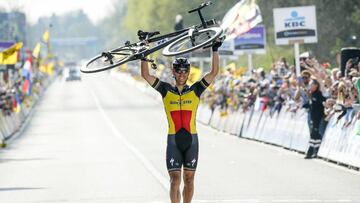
[0,73,360,203]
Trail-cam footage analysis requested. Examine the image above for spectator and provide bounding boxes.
[304,79,326,159]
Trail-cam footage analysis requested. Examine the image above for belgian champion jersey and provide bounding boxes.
[152,78,209,135]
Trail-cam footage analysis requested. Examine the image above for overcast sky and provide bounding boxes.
[0,0,116,24]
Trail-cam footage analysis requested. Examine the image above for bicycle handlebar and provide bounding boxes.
[188,1,212,13]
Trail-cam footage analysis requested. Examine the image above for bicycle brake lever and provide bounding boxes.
[141,57,157,70]
[151,63,157,70]
[202,36,226,49]
[101,52,114,64]
[141,57,154,63]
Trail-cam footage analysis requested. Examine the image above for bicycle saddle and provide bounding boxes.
[137,30,160,40]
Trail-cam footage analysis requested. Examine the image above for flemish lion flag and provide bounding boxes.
[0,42,23,65]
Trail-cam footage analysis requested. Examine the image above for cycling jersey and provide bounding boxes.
[152,77,209,171]
[151,77,209,135]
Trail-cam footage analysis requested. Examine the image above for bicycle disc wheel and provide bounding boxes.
[80,48,135,73]
[162,27,223,57]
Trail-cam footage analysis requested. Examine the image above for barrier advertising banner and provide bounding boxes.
[273,6,317,45]
[234,25,266,54]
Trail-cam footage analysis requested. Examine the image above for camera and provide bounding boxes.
[351,57,359,68]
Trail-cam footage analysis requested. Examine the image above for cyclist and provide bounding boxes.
[140,40,222,203]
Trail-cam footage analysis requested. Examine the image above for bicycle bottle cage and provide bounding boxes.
[205,19,217,27]
[137,30,160,41]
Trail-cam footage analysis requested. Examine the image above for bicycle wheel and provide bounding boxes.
[162,27,223,57]
[80,48,136,73]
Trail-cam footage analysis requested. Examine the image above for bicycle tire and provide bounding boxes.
[162,27,223,57]
[80,48,136,73]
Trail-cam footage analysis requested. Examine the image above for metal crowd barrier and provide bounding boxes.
[197,100,360,169]
[114,72,360,169]
[0,75,55,147]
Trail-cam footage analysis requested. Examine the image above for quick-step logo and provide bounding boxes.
[169,99,192,105]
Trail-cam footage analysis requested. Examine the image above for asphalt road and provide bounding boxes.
[0,72,360,203]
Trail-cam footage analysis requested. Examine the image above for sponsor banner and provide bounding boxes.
[234,25,266,54]
[273,6,317,45]
[221,0,262,40]
[219,39,234,56]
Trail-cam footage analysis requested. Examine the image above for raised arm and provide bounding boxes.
[203,39,222,84]
[140,60,157,86]
[203,51,219,84]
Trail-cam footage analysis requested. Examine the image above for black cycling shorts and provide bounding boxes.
[166,133,199,172]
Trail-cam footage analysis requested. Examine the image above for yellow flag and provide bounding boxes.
[187,66,202,85]
[42,30,50,43]
[39,64,47,73]
[155,64,165,78]
[32,42,41,58]
[0,42,23,65]
[46,62,54,75]
[225,62,236,71]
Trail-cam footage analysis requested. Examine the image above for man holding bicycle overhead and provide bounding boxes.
[140,39,222,203]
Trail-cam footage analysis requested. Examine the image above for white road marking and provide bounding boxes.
[149,199,357,203]
[90,89,170,191]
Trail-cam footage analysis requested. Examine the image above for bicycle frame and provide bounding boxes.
[136,28,189,58]
[82,1,219,73]
[129,19,217,59]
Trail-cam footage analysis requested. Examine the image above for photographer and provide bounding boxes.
[345,58,360,77]
[305,79,326,159]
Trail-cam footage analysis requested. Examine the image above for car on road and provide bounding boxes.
[65,67,81,82]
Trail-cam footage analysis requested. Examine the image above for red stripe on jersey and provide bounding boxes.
[170,110,192,133]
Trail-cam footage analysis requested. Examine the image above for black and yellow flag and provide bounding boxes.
[0,42,23,65]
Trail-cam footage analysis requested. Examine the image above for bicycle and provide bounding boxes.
[81,1,223,73]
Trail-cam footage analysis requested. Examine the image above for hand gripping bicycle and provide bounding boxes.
[81,1,223,73]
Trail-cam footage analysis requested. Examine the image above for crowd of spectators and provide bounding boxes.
[0,65,49,116]
[201,52,360,157]
[204,53,360,122]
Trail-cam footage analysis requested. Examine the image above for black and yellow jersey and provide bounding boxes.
[152,77,209,135]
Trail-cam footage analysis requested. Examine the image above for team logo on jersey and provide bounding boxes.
[191,158,197,167]
[170,158,175,166]
[169,100,192,105]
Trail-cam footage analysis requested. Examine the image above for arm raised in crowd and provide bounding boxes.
[304,58,327,93]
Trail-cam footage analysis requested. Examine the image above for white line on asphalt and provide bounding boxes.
[312,159,360,176]
[149,199,357,203]
[90,89,170,191]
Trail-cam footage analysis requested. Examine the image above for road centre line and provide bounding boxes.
[89,89,170,191]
